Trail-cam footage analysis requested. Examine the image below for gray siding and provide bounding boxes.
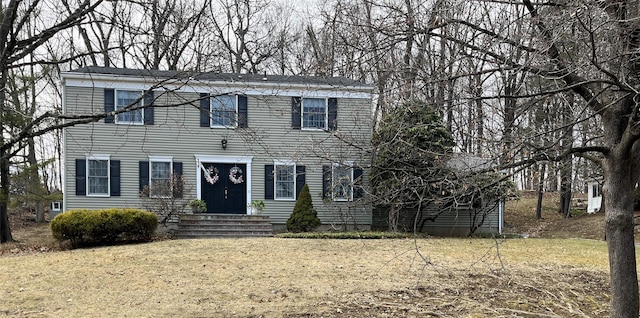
[372,203,502,236]
[64,86,372,227]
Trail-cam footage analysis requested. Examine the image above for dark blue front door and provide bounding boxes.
[201,163,247,214]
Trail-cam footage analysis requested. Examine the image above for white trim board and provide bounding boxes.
[194,155,253,215]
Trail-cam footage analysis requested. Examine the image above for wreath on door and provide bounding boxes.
[205,166,219,185]
[229,166,244,184]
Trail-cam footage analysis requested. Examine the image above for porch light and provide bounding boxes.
[221,136,228,150]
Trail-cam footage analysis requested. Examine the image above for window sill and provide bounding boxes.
[115,122,145,125]
[87,193,110,197]
[210,125,237,129]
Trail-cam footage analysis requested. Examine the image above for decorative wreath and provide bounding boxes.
[229,166,244,184]
[205,166,219,185]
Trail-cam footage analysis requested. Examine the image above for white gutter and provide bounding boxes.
[60,71,375,93]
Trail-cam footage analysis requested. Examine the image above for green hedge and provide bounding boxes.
[51,208,158,247]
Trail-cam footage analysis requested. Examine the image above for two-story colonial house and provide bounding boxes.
[61,67,373,230]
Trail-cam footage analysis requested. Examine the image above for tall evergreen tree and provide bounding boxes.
[370,99,455,231]
[286,184,321,232]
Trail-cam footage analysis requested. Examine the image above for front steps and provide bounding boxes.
[176,213,274,238]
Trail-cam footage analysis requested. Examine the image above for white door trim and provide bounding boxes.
[194,155,253,214]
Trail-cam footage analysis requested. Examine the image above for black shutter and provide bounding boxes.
[238,95,248,128]
[353,166,363,199]
[296,165,305,199]
[322,165,331,199]
[139,161,149,194]
[144,90,154,125]
[199,93,210,127]
[291,97,301,129]
[75,159,86,195]
[104,88,115,123]
[328,98,337,131]
[110,160,121,197]
[173,162,183,198]
[265,165,274,200]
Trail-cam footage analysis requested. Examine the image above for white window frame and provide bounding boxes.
[332,162,354,202]
[301,97,327,130]
[51,201,62,212]
[210,94,238,128]
[115,89,144,125]
[149,156,173,198]
[86,155,110,197]
[274,160,296,201]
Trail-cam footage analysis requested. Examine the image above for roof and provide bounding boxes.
[66,66,372,89]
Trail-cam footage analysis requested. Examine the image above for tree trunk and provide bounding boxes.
[0,149,12,242]
[28,136,45,223]
[388,205,399,232]
[603,153,639,317]
[536,163,545,219]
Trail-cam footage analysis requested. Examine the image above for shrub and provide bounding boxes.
[51,208,158,247]
[188,199,207,213]
[286,184,321,232]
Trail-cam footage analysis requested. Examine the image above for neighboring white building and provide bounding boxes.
[587,181,603,214]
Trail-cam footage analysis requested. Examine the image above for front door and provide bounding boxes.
[200,163,247,214]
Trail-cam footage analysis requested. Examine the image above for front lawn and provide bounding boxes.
[0,237,613,317]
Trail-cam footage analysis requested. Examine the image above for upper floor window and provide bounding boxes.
[200,94,248,128]
[302,98,327,129]
[275,162,296,200]
[104,88,154,125]
[116,90,144,124]
[292,97,337,131]
[211,95,237,127]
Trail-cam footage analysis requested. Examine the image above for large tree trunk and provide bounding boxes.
[603,151,639,317]
[0,2,11,241]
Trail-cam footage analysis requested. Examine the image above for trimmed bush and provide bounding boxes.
[286,184,321,232]
[51,208,158,247]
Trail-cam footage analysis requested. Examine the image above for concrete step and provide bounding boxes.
[180,213,270,221]
[176,213,274,238]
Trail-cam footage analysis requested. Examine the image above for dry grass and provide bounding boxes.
[0,236,615,317]
[0,196,627,317]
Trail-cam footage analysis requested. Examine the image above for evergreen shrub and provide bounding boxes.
[51,208,157,247]
[286,184,321,232]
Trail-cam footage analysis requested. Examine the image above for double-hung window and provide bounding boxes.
[211,95,237,127]
[265,163,305,200]
[302,98,327,129]
[274,161,296,200]
[87,156,110,196]
[75,155,120,197]
[332,163,353,201]
[292,97,337,131]
[322,162,362,202]
[149,157,173,198]
[116,90,144,124]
